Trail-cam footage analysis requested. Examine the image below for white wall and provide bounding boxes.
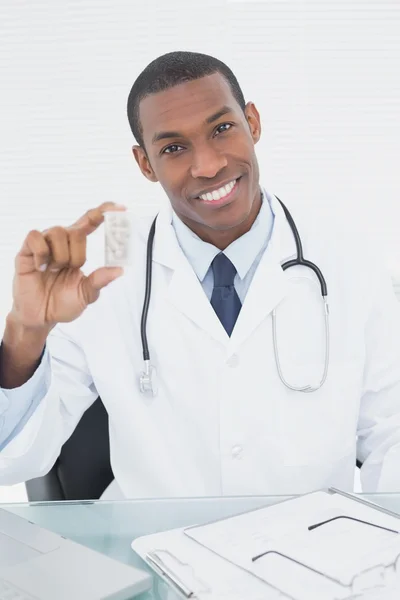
[1,0,399,501]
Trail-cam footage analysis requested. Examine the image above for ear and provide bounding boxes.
[244,101,261,145]
[132,146,158,182]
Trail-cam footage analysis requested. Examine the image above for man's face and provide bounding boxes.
[133,73,262,235]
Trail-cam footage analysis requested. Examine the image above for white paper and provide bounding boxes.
[183,491,400,600]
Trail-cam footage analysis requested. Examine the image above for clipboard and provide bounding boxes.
[132,526,281,599]
[131,488,400,600]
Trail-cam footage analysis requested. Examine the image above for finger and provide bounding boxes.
[44,227,70,271]
[68,227,87,269]
[69,202,127,237]
[18,230,52,272]
[81,267,124,305]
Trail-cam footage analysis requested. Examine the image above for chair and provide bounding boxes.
[25,397,114,501]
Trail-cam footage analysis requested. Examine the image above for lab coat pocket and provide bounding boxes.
[279,359,363,468]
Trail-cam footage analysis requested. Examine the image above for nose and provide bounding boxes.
[190,144,228,179]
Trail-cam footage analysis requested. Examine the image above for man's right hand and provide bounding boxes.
[10,202,127,331]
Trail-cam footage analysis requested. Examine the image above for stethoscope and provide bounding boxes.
[139,196,329,396]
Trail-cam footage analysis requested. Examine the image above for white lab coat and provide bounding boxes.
[1,193,400,497]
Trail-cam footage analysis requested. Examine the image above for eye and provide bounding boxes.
[215,123,233,136]
[162,144,184,155]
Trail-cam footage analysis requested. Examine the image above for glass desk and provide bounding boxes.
[2,493,400,599]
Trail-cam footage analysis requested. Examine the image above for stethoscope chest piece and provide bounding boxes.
[139,359,158,396]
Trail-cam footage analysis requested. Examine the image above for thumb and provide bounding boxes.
[82,267,124,305]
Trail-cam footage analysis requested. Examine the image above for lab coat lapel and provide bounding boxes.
[151,195,297,349]
[152,204,229,346]
[228,195,296,354]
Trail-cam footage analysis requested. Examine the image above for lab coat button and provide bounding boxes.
[227,354,239,368]
[231,445,243,458]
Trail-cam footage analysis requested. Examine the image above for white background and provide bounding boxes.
[1,0,399,501]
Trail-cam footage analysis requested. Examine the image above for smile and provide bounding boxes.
[197,178,239,202]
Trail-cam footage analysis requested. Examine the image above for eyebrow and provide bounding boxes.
[151,105,233,145]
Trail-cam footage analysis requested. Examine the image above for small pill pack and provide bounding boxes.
[104,211,133,267]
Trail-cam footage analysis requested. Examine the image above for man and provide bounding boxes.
[1,51,400,498]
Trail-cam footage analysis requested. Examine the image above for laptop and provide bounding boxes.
[0,508,152,599]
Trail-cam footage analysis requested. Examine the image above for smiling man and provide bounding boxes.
[1,51,400,499]
[129,66,262,250]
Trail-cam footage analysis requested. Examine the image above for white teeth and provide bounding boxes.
[199,179,237,201]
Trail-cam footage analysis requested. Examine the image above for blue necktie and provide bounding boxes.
[210,253,242,336]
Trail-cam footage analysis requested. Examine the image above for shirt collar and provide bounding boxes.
[172,188,275,281]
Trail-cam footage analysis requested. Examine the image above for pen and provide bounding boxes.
[146,551,194,598]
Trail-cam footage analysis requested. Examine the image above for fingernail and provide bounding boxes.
[38,264,47,272]
[114,204,127,209]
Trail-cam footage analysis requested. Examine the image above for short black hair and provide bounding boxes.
[127,50,246,149]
